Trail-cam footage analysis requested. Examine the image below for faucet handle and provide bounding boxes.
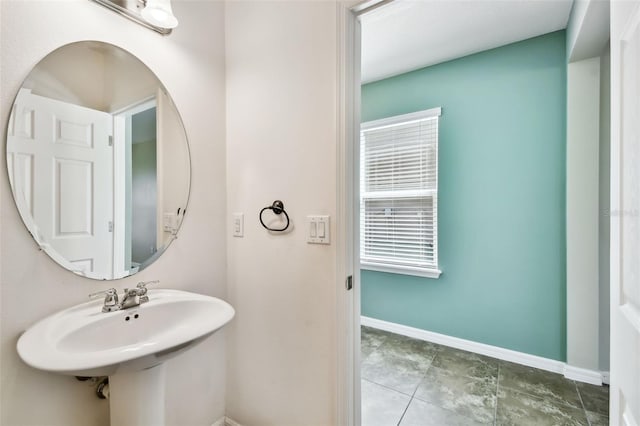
[89,288,117,300]
[136,280,159,303]
[89,288,119,312]
[136,280,159,289]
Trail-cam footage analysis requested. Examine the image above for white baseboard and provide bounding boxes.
[212,416,244,426]
[211,417,226,426]
[563,365,603,385]
[602,371,610,385]
[361,316,608,386]
[224,417,244,426]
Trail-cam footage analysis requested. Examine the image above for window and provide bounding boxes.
[360,108,441,278]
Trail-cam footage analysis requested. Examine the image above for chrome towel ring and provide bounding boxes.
[259,200,290,232]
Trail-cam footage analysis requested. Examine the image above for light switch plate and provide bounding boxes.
[233,213,244,237]
[307,215,330,244]
[163,213,177,232]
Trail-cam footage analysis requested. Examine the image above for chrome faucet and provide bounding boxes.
[89,280,159,313]
[120,287,141,310]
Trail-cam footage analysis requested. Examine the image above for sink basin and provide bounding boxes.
[17,289,235,377]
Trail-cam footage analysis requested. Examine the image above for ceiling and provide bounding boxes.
[361,0,574,83]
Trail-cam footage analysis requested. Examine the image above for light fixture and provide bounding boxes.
[89,0,178,35]
[141,0,178,29]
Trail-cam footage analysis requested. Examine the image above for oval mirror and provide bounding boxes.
[6,41,190,280]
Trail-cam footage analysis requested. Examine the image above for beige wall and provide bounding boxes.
[158,88,190,247]
[23,43,109,111]
[0,2,227,425]
[23,42,159,113]
[106,50,159,113]
[3,1,342,424]
[225,1,338,424]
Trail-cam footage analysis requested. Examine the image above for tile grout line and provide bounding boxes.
[362,338,418,397]
[396,352,436,426]
[361,331,390,379]
[575,382,592,426]
[361,378,416,399]
[363,333,415,426]
[396,381,420,426]
[363,332,441,425]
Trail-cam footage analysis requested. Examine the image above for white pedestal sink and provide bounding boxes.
[17,289,235,426]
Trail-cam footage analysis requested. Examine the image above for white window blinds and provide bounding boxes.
[360,108,441,277]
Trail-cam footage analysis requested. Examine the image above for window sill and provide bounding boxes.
[360,262,442,279]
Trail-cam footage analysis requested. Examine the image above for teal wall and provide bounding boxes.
[361,31,567,361]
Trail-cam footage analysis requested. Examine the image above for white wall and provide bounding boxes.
[565,0,611,375]
[0,2,227,425]
[566,0,610,62]
[225,1,338,424]
[598,44,611,372]
[566,57,601,371]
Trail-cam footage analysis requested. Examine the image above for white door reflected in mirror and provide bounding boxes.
[5,41,191,280]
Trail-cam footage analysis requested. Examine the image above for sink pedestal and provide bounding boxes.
[109,364,166,426]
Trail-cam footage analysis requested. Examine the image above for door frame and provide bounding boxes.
[609,0,639,422]
[338,2,623,425]
[336,1,390,425]
[112,97,157,279]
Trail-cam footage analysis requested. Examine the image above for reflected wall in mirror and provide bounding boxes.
[6,41,191,280]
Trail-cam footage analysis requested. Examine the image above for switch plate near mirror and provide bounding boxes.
[233,213,244,237]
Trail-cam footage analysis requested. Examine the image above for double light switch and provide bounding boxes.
[307,215,330,244]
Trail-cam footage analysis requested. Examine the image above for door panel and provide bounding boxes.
[56,158,93,236]
[7,89,113,278]
[55,116,95,148]
[612,1,640,424]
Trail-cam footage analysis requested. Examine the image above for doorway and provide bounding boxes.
[113,97,158,277]
[340,2,616,424]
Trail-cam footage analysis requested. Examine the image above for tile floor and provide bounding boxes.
[361,326,609,426]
